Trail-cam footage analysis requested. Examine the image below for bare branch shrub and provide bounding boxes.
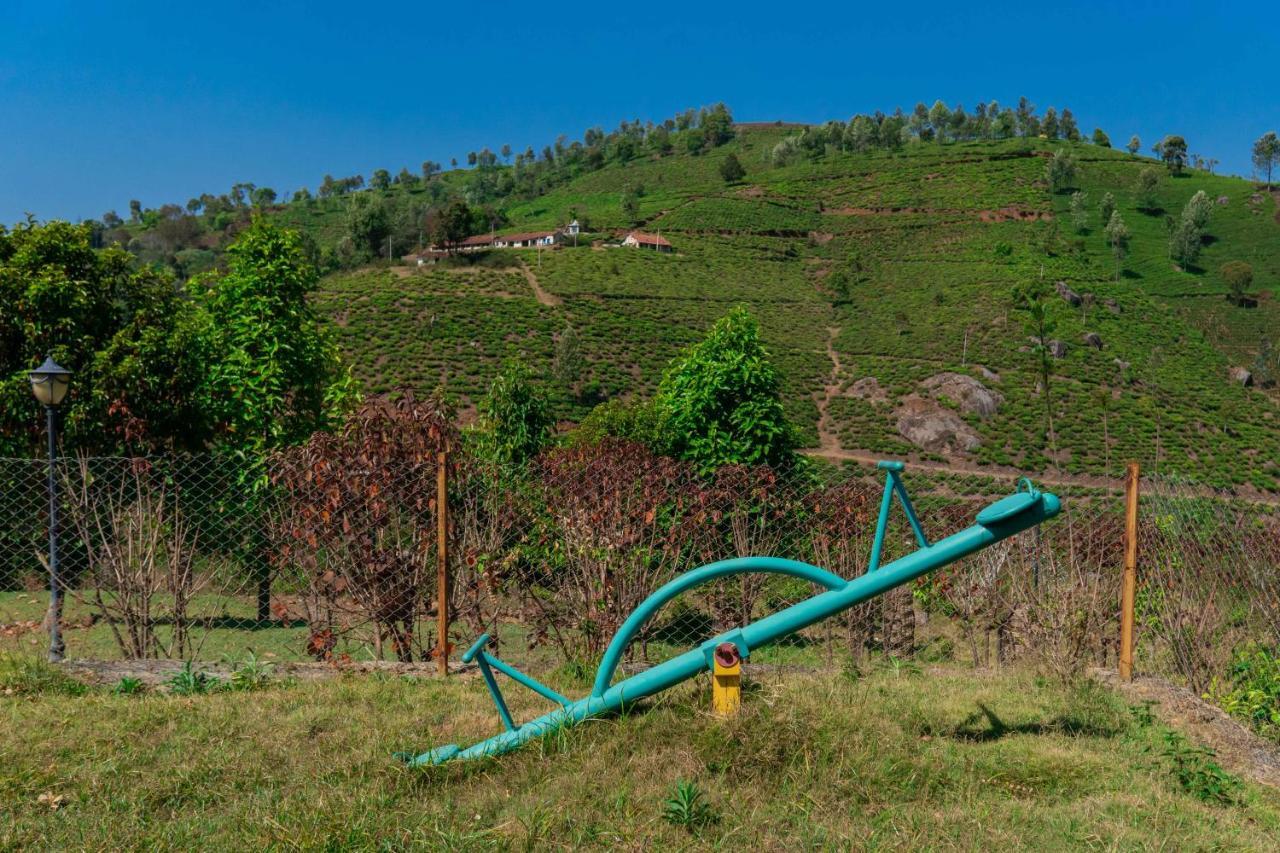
[533,439,694,662]
[806,479,875,659]
[1004,506,1117,682]
[67,458,203,659]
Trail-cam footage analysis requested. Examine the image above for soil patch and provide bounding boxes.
[1091,667,1280,790]
[822,205,1050,222]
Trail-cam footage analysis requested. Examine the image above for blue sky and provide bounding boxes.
[2,0,1276,225]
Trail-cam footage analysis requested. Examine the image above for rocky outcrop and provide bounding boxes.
[847,376,886,402]
[1083,332,1103,350]
[1030,337,1068,358]
[1055,280,1082,307]
[1229,367,1254,387]
[895,395,982,453]
[920,372,1004,419]
[1102,298,1121,315]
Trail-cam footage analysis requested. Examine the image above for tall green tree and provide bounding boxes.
[1099,191,1116,228]
[1069,191,1089,233]
[1041,107,1060,139]
[1092,128,1111,147]
[621,187,640,225]
[1154,135,1189,174]
[657,306,796,472]
[1104,210,1131,280]
[1220,261,1254,306]
[1046,148,1077,192]
[428,198,474,253]
[1012,281,1058,454]
[1126,135,1141,155]
[0,220,211,456]
[1169,190,1212,268]
[1135,167,1161,211]
[1060,108,1080,141]
[719,152,746,184]
[196,219,354,453]
[1252,131,1279,188]
[346,192,390,260]
[929,100,951,142]
[699,103,735,148]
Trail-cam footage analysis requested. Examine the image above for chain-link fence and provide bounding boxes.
[1,450,1277,695]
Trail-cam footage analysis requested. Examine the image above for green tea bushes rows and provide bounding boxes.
[654,196,824,234]
[537,234,819,303]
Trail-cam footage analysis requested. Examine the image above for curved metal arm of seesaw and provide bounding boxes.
[399,463,1060,767]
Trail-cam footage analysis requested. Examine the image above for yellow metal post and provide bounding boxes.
[711,642,741,716]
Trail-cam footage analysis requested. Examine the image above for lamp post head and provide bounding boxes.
[29,356,72,407]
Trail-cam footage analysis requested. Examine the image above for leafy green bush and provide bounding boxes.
[474,360,553,467]
[1208,644,1280,738]
[657,306,797,473]
[1157,729,1241,805]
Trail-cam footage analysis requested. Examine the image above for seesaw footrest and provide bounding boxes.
[463,633,571,731]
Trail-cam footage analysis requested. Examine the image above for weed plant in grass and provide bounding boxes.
[3,655,1280,848]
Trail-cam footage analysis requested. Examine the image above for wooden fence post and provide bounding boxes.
[1119,460,1140,681]
[437,450,449,677]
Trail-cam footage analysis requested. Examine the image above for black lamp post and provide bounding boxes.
[29,356,71,662]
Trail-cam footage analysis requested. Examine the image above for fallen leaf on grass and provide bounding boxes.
[37,792,66,810]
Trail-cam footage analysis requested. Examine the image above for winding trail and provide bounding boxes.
[520,260,562,307]
[815,326,844,453]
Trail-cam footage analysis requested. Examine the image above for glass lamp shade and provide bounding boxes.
[29,356,72,407]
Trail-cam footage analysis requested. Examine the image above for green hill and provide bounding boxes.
[301,128,1278,492]
[102,110,1280,491]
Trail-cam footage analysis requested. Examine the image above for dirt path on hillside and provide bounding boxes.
[1091,668,1280,790]
[815,327,844,453]
[801,446,1120,491]
[801,446,1280,504]
[519,261,562,307]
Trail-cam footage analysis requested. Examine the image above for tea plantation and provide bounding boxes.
[307,127,1280,491]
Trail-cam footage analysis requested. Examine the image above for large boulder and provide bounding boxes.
[847,376,887,402]
[1229,367,1254,387]
[1083,332,1103,350]
[895,395,982,453]
[920,372,1004,419]
[1055,280,1083,307]
[1030,337,1068,358]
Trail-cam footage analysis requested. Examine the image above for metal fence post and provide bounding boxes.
[437,450,449,676]
[1119,461,1140,681]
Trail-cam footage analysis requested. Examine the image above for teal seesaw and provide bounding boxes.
[400,461,1060,766]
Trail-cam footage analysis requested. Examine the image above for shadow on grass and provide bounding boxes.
[202,616,310,630]
[949,702,1126,742]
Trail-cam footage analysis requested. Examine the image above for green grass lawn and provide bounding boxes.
[0,588,881,671]
[3,656,1278,849]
